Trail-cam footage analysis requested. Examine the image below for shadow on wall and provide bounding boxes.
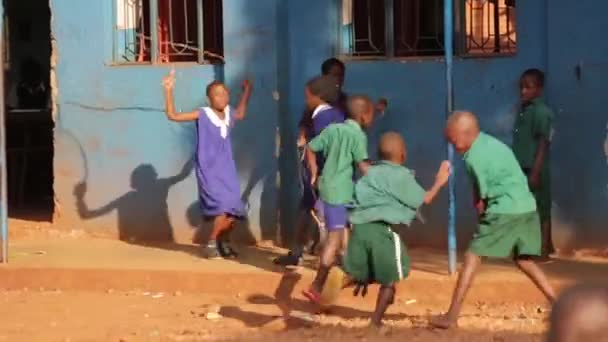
[74,159,193,243]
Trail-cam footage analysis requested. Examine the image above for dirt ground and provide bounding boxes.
[1,219,607,342]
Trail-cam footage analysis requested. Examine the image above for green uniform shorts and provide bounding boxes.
[469,211,542,258]
[343,222,409,286]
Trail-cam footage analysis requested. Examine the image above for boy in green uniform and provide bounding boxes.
[512,68,555,259]
[343,132,451,327]
[302,95,373,304]
[431,111,556,329]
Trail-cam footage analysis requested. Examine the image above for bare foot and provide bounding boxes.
[429,314,458,329]
[368,323,391,336]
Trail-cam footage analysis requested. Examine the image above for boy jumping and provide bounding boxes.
[302,95,374,303]
[343,132,451,327]
[431,111,556,329]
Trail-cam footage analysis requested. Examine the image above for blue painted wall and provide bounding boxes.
[51,0,279,243]
[546,1,608,249]
[49,0,607,248]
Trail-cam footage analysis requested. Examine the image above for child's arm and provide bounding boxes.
[305,147,319,185]
[423,161,451,204]
[307,130,329,185]
[528,136,548,189]
[162,70,199,122]
[528,108,553,189]
[357,160,371,176]
[233,80,253,121]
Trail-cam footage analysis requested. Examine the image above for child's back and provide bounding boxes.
[309,118,368,205]
[350,161,425,226]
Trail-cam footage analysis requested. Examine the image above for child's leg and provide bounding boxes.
[541,219,555,257]
[303,202,348,301]
[514,256,556,302]
[217,216,238,258]
[274,209,311,266]
[310,229,344,293]
[430,251,482,329]
[371,284,396,327]
[205,214,232,259]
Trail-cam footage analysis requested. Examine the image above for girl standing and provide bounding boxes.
[162,70,252,259]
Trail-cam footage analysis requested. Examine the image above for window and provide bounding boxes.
[339,0,516,58]
[463,0,516,55]
[114,0,223,64]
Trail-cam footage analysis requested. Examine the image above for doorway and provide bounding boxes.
[3,0,54,221]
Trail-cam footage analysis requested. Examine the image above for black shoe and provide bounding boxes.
[273,252,302,266]
[203,244,223,260]
[218,241,238,259]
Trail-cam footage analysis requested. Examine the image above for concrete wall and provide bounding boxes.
[48,0,607,249]
[546,0,608,250]
[51,0,279,243]
[283,0,552,248]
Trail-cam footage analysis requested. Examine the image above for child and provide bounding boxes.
[513,68,555,260]
[274,59,388,267]
[430,111,556,329]
[162,69,252,259]
[302,95,374,303]
[548,284,608,342]
[343,132,451,327]
[274,74,345,266]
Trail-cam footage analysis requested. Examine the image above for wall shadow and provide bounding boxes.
[74,158,195,246]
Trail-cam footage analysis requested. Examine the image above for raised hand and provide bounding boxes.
[162,67,176,91]
[242,79,252,92]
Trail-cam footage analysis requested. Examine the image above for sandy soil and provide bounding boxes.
[2,218,607,341]
[0,289,549,342]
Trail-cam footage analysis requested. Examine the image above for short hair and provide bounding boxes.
[521,68,545,87]
[378,132,405,161]
[346,95,372,119]
[321,58,345,75]
[206,80,226,96]
[306,75,340,104]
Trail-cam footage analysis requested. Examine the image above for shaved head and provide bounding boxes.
[446,110,480,134]
[445,111,480,154]
[347,95,374,128]
[379,132,406,164]
[548,284,608,342]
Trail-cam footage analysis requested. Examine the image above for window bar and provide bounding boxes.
[149,0,159,63]
[112,0,118,62]
[493,0,500,53]
[197,0,205,63]
[455,0,466,54]
[341,0,354,55]
[384,0,395,58]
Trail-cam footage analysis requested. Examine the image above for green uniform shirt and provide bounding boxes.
[309,119,368,205]
[512,98,553,170]
[349,161,425,225]
[464,132,536,215]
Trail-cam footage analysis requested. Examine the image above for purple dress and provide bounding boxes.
[196,106,245,219]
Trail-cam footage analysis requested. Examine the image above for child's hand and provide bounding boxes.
[375,98,388,114]
[475,199,486,216]
[353,281,368,297]
[435,160,452,186]
[162,68,175,91]
[242,80,252,92]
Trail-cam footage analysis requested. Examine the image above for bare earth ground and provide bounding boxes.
[2,218,608,342]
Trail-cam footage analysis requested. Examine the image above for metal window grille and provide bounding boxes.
[115,0,223,64]
[394,0,444,57]
[464,0,516,54]
[342,0,444,57]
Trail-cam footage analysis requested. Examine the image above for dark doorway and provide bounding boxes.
[3,0,54,221]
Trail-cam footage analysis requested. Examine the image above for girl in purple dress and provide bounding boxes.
[162,70,252,259]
